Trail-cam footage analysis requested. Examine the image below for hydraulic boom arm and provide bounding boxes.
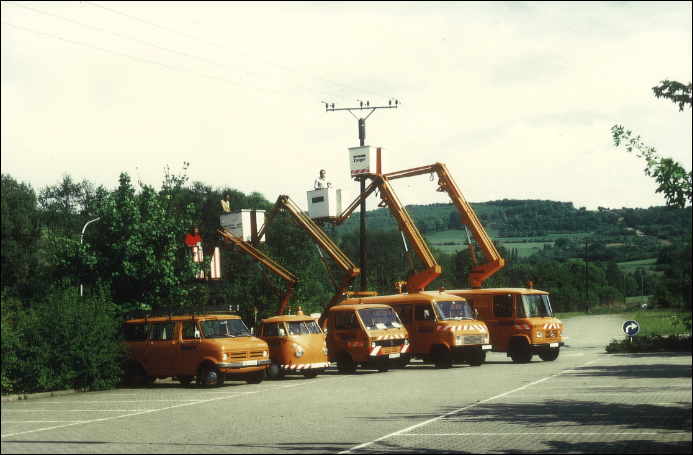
[217,227,298,316]
[385,163,504,288]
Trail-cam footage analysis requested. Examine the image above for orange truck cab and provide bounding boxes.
[445,288,564,363]
[346,292,491,368]
[324,303,410,373]
[260,312,330,379]
[122,311,270,387]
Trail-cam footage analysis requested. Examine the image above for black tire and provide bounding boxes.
[539,347,560,362]
[125,363,150,386]
[377,365,390,373]
[337,353,357,374]
[301,370,319,379]
[245,369,266,384]
[177,376,194,386]
[433,347,454,369]
[267,361,285,379]
[395,357,410,369]
[510,339,533,364]
[200,364,225,387]
[467,351,486,367]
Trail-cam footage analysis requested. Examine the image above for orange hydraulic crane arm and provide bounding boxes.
[255,195,360,319]
[217,227,298,316]
[385,163,504,288]
[372,174,441,293]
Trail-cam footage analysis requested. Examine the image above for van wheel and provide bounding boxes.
[337,353,356,374]
[510,339,533,364]
[125,364,150,386]
[177,376,194,386]
[467,351,486,367]
[200,364,225,387]
[267,361,285,379]
[539,347,560,361]
[245,369,266,384]
[396,357,410,369]
[432,346,454,369]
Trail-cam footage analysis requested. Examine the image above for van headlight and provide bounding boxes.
[323,347,329,355]
[222,353,228,360]
[263,350,268,357]
[294,348,304,358]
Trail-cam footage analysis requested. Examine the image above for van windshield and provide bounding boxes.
[287,320,323,335]
[434,301,475,321]
[517,294,554,318]
[357,308,402,330]
[200,319,251,338]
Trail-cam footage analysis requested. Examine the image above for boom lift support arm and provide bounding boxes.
[327,175,442,294]
[217,227,298,316]
[385,163,505,288]
[255,196,360,322]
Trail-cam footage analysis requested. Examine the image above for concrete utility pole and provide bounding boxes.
[584,237,590,313]
[325,100,397,291]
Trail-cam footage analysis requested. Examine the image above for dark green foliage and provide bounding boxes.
[605,334,692,353]
[1,287,124,395]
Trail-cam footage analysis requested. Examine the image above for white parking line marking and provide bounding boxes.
[339,356,615,454]
[1,375,346,438]
[400,432,688,436]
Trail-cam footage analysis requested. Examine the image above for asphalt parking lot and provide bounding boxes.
[2,314,691,454]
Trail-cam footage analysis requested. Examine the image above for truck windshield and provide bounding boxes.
[287,320,323,335]
[358,308,402,330]
[517,295,554,318]
[200,319,251,338]
[434,301,475,320]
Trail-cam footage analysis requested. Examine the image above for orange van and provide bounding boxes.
[324,303,410,373]
[345,292,491,368]
[260,311,330,379]
[122,311,270,387]
[445,287,564,363]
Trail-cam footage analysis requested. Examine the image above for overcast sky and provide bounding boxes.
[2,1,691,212]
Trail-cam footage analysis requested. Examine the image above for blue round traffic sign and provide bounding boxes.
[622,320,640,336]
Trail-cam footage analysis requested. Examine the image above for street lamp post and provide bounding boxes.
[80,217,100,296]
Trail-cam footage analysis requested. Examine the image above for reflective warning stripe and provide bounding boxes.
[543,323,561,329]
[347,341,363,347]
[376,334,406,340]
[370,346,381,356]
[400,343,409,354]
[351,169,369,176]
[437,325,488,333]
[281,362,331,371]
[515,324,531,330]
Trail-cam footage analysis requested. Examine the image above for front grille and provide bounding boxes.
[228,352,247,360]
[249,350,265,358]
[380,346,401,355]
[462,335,485,345]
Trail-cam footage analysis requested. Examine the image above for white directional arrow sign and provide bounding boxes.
[622,320,640,336]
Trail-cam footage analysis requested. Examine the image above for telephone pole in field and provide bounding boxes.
[325,100,398,291]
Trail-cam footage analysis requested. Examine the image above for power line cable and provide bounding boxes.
[6,1,359,102]
[1,21,322,103]
[85,1,394,101]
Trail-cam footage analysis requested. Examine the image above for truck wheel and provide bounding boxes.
[245,369,266,384]
[267,360,285,379]
[539,347,560,361]
[395,357,410,369]
[337,353,356,374]
[467,351,486,367]
[510,339,533,364]
[433,346,454,369]
[125,363,150,386]
[200,364,225,387]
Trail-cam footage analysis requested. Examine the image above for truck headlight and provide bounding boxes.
[371,341,377,348]
[324,347,329,355]
[263,350,268,357]
[404,339,409,345]
[222,353,228,360]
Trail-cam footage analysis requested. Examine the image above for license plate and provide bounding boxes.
[549,343,559,348]
[388,353,400,359]
[243,360,258,366]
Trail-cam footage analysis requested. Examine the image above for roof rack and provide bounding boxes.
[123,304,240,321]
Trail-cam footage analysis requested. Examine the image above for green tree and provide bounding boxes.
[612,79,692,209]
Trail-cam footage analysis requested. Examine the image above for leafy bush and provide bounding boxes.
[2,287,124,395]
[605,334,692,353]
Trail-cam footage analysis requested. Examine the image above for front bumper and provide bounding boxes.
[217,359,271,369]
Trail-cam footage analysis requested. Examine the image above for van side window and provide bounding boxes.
[182,322,200,340]
[122,324,148,342]
[150,323,176,341]
[415,304,433,322]
[393,304,413,324]
[335,312,357,330]
[493,295,513,318]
